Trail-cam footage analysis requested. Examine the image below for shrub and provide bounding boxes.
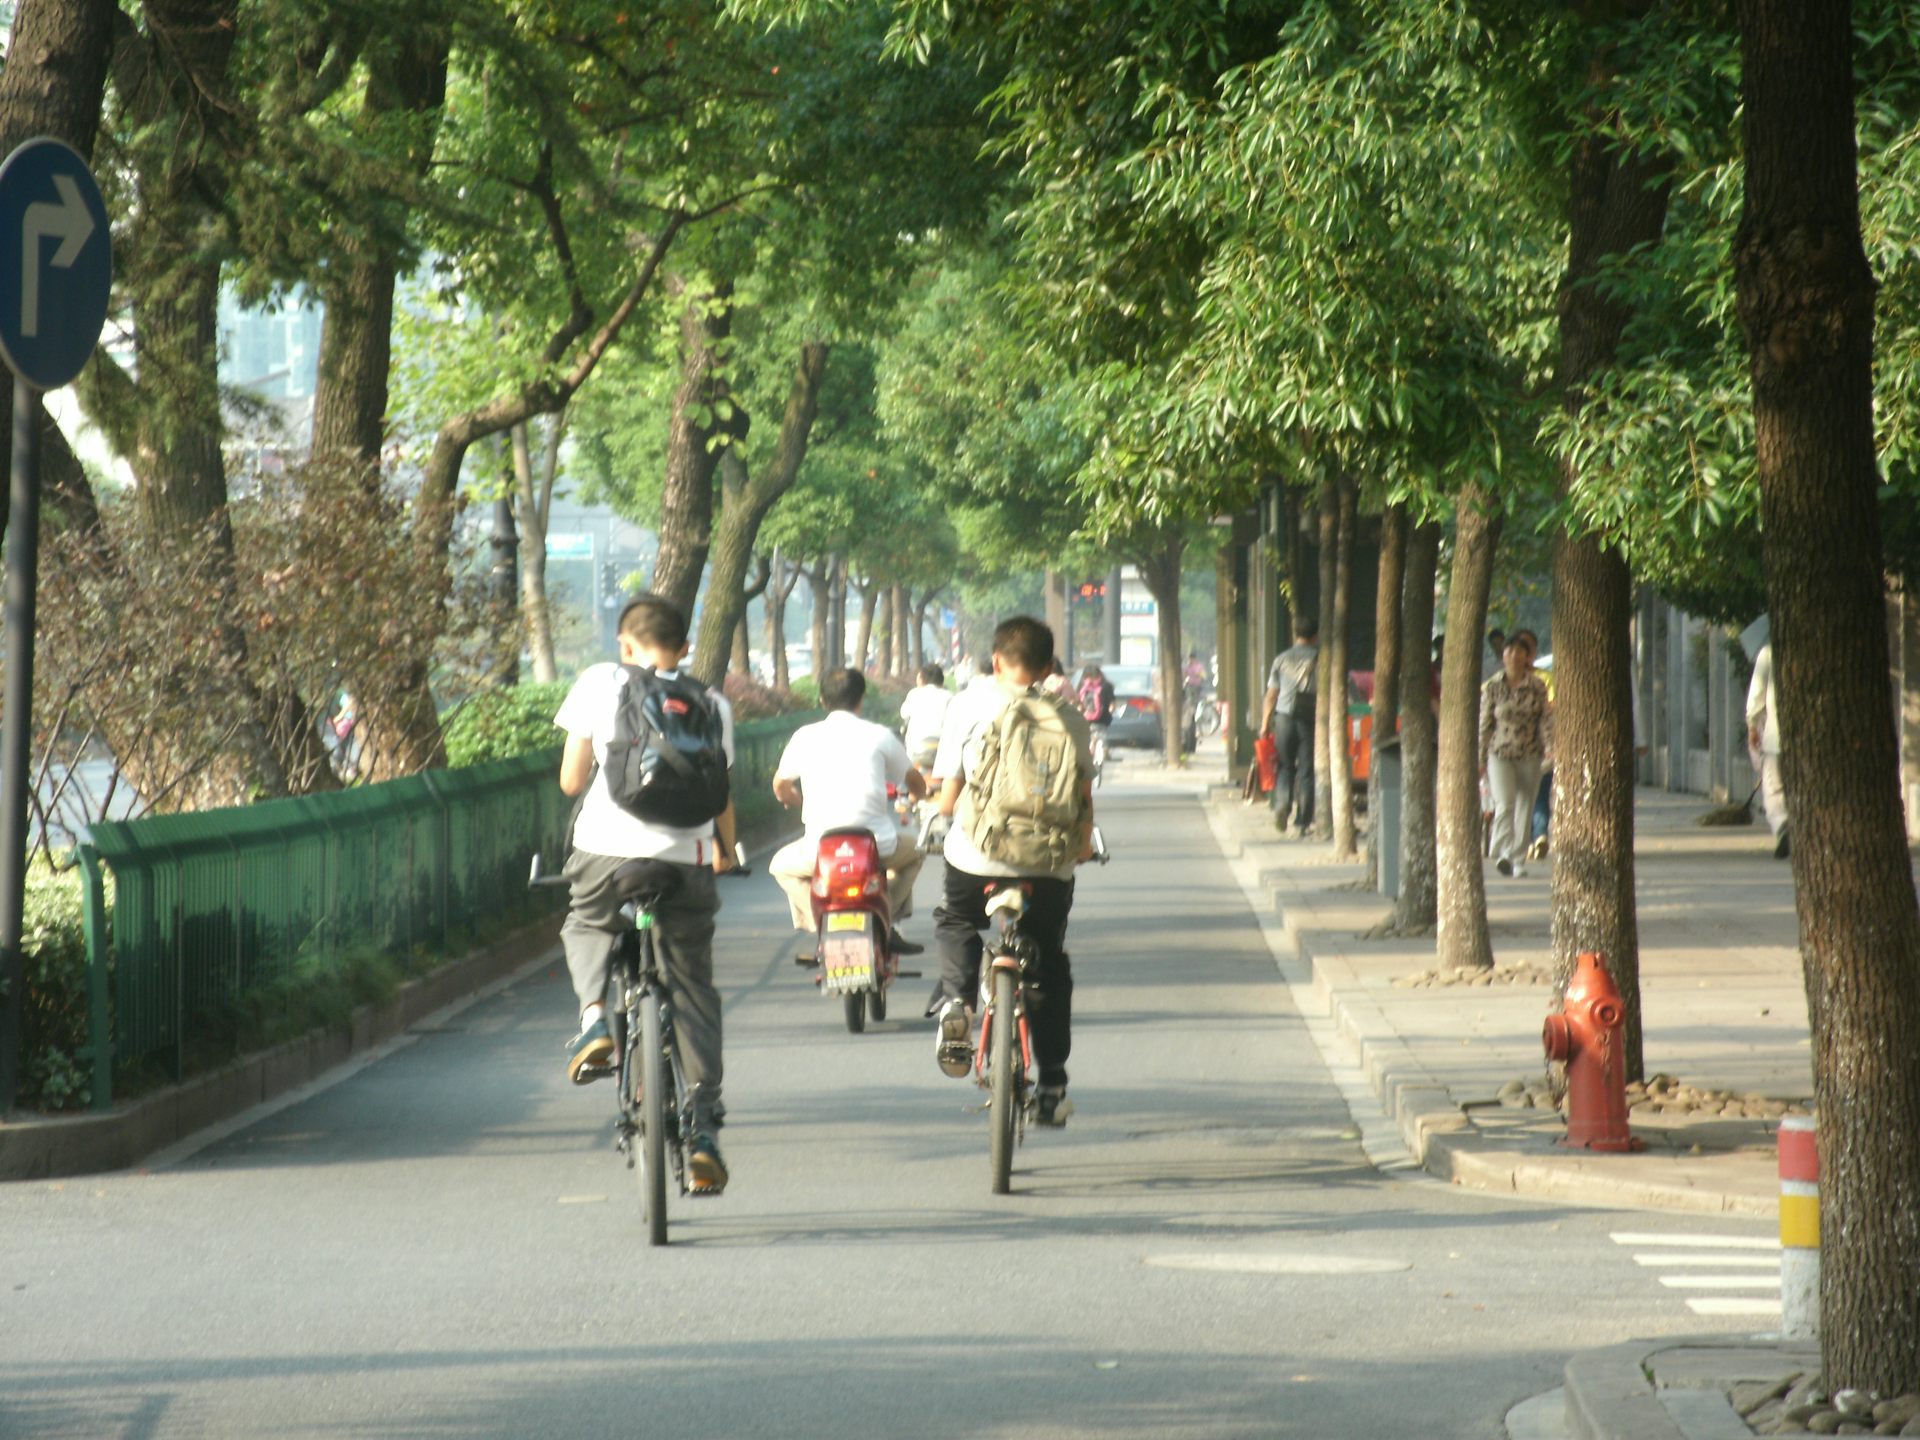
[442,682,571,766]
[720,672,808,721]
[19,860,98,1110]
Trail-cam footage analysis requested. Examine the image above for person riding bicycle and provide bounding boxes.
[769,666,929,956]
[1076,664,1114,730]
[899,663,953,773]
[554,593,738,1194]
[929,617,1095,1127]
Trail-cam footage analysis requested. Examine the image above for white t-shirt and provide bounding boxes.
[774,709,910,851]
[933,676,1094,879]
[899,684,953,756]
[553,663,736,864]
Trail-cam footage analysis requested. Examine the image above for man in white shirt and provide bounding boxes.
[898,663,953,770]
[928,617,1094,1126]
[769,668,928,952]
[1746,639,1789,858]
[554,594,738,1193]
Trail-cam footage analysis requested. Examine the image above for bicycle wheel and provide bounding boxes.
[988,966,1018,1195]
[640,988,669,1246]
[843,992,866,1033]
[1197,702,1222,739]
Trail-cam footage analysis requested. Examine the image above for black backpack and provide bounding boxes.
[603,666,730,828]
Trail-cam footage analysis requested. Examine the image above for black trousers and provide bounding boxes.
[932,860,1075,1089]
[1271,711,1315,827]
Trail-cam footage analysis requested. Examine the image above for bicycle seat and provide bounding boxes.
[612,858,683,911]
[984,886,1028,920]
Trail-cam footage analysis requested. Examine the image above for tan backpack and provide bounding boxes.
[963,690,1087,871]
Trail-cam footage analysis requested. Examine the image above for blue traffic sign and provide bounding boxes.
[0,138,110,392]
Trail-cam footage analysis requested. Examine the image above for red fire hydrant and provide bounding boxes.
[1542,951,1644,1153]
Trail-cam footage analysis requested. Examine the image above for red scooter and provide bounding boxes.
[801,826,902,1033]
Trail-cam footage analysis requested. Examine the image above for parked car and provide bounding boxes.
[1100,664,1165,750]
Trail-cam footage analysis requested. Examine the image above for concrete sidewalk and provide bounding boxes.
[1192,773,1828,1440]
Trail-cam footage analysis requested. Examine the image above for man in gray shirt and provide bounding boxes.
[1259,618,1319,834]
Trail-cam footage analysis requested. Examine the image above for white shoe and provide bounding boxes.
[935,998,974,1078]
[1513,864,1529,879]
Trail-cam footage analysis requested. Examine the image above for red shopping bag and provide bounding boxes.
[1253,734,1279,793]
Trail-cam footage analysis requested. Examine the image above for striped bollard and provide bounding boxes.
[1778,1113,1819,1341]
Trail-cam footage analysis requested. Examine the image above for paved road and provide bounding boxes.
[2,776,1768,1438]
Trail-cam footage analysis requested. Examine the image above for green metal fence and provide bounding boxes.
[72,709,830,1111]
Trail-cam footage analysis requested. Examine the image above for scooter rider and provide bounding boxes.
[929,617,1095,1127]
[768,667,929,955]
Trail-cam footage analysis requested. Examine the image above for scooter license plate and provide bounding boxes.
[821,917,877,994]
[826,912,866,933]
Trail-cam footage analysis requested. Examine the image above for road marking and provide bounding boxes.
[1658,1275,1783,1289]
[1144,1253,1411,1276]
[1612,1231,1784,1317]
[1687,1298,1786,1316]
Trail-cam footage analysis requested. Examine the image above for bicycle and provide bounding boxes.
[973,827,1109,1195]
[1191,692,1224,741]
[533,850,747,1246]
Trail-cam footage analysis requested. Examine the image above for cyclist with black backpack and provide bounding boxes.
[553,594,738,1193]
[928,616,1094,1127]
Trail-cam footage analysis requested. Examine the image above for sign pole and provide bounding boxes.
[0,377,41,1110]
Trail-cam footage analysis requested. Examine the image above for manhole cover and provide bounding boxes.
[1144,1253,1410,1276]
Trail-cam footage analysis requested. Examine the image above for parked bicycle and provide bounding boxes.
[972,827,1110,1195]
[533,849,749,1245]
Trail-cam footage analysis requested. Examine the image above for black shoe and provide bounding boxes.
[889,930,925,956]
[1495,857,1512,877]
[688,1134,728,1195]
[1033,1087,1073,1128]
[1774,826,1791,860]
[566,1017,614,1084]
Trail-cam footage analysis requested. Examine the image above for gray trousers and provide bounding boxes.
[562,849,723,1110]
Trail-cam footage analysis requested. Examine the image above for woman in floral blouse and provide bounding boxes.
[1479,629,1552,877]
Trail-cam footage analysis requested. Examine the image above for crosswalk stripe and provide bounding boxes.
[1659,1275,1783,1289]
[1687,1298,1784,1316]
[1612,1231,1779,1251]
[1633,1254,1781,1268]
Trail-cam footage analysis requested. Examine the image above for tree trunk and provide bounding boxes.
[1135,536,1188,768]
[1311,481,1338,840]
[1435,485,1502,971]
[1735,0,1920,1394]
[852,580,879,673]
[877,588,894,676]
[912,592,933,674]
[1284,487,1314,631]
[891,583,910,679]
[310,28,448,469]
[806,562,828,683]
[690,344,827,683]
[766,550,794,690]
[1392,521,1443,933]
[830,556,849,668]
[652,279,737,621]
[1329,478,1358,860]
[515,414,565,684]
[1366,504,1409,887]
[1548,55,1673,1078]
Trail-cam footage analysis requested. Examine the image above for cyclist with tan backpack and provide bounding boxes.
[926,616,1094,1127]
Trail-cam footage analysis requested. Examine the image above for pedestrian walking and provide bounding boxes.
[1746,639,1788,859]
[1479,628,1551,878]
[1259,618,1319,835]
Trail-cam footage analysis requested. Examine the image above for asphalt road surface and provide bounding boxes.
[2,773,1766,1438]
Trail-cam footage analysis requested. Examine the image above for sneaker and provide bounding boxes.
[1034,1087,1073,1128]
[935,998,974,1078]
[687,1134,728,1195]
[1774,825,1791,860]
[1495,857,1512,878]
[566,1017,614,1084]
[889,930,926,956]
[1513,864,1529,879]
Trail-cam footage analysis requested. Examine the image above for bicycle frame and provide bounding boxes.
[612,905,689,1208]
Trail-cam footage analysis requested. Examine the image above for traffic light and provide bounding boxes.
[1077,580,1106,600]
[601,560,617,596]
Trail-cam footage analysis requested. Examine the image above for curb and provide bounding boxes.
[1201,791,1775,1218]
[1562,1336,1820,1440]
[0,911,563,1182]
